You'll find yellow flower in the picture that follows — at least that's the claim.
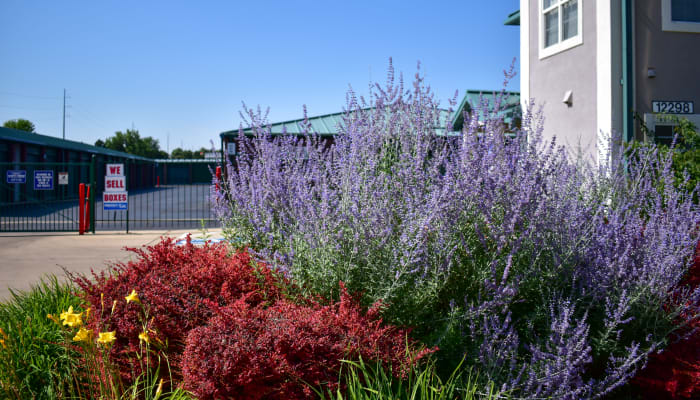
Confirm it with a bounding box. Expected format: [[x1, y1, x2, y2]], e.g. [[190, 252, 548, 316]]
[[138, 331, 150, 344], [84, 307, 91, 320], [0, 338, 5, 349], [125, 289, 140, 304], [73, 327, 93, 342], [100, 293, 104, 310], [59, 306, 74, 321], [111, 300, 118, 315], [47, 313, 60, 324], [97, 331, 116, 346], [59, 306, 83, 328]]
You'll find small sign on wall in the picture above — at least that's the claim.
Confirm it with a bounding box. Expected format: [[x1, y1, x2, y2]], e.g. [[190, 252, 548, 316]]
[[6, 170, 26, 184], [652, 101, 694, 114], [58, 172, 69, 185], [34, 170, 54, 190]]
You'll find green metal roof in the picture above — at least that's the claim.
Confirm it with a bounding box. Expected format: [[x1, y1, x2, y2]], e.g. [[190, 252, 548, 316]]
[[0, 126, 152, 161], [220, 91, 520, 141], [449, 90, 521, 132], [220, 111, 346, 138], [220, 108, 453, 138], [504, 10, 520, 26]]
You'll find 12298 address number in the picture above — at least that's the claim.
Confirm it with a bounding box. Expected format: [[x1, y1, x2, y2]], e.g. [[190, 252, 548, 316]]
[[652, 101, 694, 114]]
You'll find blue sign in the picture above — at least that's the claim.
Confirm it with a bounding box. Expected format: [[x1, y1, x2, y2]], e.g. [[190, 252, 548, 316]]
[[6, 170, 26, 184], [34, 170, 54, 190]]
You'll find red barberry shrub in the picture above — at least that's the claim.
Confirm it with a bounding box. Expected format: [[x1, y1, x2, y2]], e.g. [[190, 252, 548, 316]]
[[632, 240, 700, 399], [70, 236, 288, 382], [182, 282, 436, 400]]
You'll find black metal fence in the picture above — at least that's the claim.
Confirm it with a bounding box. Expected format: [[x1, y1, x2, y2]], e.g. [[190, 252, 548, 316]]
[[0, 159, 220, 232], [0, 162, 91, 232]]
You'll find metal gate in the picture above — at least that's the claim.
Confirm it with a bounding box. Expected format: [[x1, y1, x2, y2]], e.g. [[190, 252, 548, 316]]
[[0, 159, 220, 233], [0, 161, 93, 232]]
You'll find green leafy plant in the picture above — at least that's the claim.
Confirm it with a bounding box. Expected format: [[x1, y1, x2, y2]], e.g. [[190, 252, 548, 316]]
[[0, 275, 83, 400], [313, 356, 505, 400], [632, 112, 700, 197]]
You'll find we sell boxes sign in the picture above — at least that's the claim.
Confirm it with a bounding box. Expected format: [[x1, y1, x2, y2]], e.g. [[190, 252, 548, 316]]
[[104, 164, 128, 210]]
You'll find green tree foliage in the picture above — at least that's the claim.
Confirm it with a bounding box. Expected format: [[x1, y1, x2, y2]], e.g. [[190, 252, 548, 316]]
[[668, 118, 700, 194], [170, 147, 209, 159], [632, 115, 700, 197], [97, 129, 168, 159], [3, 119, 36, 133]]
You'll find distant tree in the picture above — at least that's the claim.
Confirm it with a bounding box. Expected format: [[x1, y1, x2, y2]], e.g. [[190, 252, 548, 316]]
[[3, 119, 35, 133], [170, 147, 208, 159], [94, 139, 105, 147], [100, 129, 168, 159], [170, 147, 193, 159]]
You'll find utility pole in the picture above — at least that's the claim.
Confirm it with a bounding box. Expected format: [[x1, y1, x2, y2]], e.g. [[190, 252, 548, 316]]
[[62, 89, 66, 140]]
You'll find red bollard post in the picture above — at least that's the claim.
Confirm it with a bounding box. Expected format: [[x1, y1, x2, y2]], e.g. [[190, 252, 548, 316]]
[[215, 166, 222, 191], [84, 185, 91, 233], [78, 183, 85, 235], [157, 176, 160, 188]]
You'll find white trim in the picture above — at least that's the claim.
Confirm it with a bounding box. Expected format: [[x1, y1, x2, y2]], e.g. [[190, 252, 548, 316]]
[[661, 0, 700, 33], [538, 0, 584, 59], [597, 0, 613, 166], [520, 0, 530, 109]]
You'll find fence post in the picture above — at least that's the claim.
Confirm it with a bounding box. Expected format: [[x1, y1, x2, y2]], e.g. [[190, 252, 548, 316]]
[[125, 161, 129, 234], [84, 184, 91, 234], [90, 155, 96, 234], [78, 183, 85, 235]]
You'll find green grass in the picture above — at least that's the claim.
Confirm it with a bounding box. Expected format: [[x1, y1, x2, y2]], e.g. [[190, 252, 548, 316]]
[[314, 356, 507, 400], [0, 275, 84, 399]]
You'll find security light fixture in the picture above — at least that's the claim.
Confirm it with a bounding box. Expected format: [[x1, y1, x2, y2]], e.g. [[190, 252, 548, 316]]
[[562, 90, 573, 106]]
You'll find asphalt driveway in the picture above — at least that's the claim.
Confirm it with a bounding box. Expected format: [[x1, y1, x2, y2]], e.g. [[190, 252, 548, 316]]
[[0, 228, 223, 301]]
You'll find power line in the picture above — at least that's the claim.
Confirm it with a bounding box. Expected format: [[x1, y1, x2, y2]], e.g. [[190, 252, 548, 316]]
[[0, 104, 58, 110], [0, 90, 61, 100]]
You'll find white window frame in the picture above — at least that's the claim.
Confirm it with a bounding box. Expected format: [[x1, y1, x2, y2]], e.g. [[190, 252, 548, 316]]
[[539, 0, 584, 59], [661, 0, 700, 33]]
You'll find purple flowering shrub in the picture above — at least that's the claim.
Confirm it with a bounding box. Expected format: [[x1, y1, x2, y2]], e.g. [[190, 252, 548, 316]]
[[214, 60, 700, 398]]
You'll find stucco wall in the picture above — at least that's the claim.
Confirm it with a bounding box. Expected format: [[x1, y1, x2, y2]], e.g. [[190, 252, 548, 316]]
[[634, 0, 700, 140], [528, 0, 598, 162]]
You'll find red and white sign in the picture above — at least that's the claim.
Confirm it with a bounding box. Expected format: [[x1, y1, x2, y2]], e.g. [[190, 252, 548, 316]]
[[104, 163, 127, 210], [106, 164, 124, 177], [103, 192, 128, 202], [105, 176, 126, 191]]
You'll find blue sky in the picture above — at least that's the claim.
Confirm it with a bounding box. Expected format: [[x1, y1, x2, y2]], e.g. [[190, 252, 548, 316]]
[[0, 0, 519, 152]]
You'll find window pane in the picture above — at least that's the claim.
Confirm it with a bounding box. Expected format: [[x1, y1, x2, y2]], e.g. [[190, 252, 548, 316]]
[[545, 9, 559, 47], [562, 0, 578, 40], [544, 0, 557, 9], [672, 0, 700, 22], [654, 125, 674, 147]]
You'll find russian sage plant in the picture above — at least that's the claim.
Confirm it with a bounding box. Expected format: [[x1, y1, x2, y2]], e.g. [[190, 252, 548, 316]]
[[213, 60, 699, 398]]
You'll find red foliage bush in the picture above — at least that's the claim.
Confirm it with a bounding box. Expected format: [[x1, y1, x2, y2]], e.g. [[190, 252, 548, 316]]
[[632, 240, 700, 399], [181, 283, 436, 400], [71, 237, 431, 397], [70, 236, 287, 382]]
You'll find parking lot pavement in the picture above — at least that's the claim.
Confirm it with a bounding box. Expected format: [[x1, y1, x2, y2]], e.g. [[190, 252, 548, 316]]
[[0, 228, 224, 301]]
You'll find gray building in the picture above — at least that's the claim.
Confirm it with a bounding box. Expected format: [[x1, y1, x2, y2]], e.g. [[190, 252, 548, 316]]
[[515, 0, 700, 163]]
